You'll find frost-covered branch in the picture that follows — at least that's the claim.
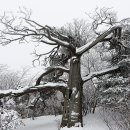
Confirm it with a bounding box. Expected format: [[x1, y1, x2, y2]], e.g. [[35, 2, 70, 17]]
[[0, 13, 75, 50], [45, 27, 70, 48], [32, 46, 59, 65], [82, 58, 130, 83], [82, 65, 119, 83], [35, 66, 69, 85], [76, 26, 122, 55], [88, 7, 118, 35], [0, 82, 67, 98]]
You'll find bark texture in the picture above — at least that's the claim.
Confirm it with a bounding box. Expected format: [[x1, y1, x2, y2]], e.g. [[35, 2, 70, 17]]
[[61, 56, 83, 127]]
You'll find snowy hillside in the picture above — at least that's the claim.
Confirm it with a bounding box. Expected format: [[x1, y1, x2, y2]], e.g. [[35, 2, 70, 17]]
[[16, 110, 109, 130]]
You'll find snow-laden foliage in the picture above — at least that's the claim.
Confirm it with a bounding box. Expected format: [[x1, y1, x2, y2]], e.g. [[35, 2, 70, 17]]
[[89, 69, 130, 130], [0, 109, 23, 130], [0, 98, 24, 130], [98, 76, 130, 106]]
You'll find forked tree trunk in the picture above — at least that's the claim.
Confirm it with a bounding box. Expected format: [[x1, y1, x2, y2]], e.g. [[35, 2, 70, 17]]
[[61, 56, 83, 128]]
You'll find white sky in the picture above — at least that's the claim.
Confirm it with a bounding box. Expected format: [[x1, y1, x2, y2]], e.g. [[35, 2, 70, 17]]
[[0, 0, 130, 70]]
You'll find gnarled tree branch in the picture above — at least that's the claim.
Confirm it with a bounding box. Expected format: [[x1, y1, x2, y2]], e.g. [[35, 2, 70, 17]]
[[83, 57, 130, 84], [0, 82, 67, 98], [76, 26, 122, 55], [35, 66, 69, 85], [0, 14, 75, 51], [82, 65, 120, 83], [32, 46, 59, 66]]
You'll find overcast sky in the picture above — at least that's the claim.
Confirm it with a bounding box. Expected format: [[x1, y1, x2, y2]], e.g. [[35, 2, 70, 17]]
[[0, 0, 130, 70]]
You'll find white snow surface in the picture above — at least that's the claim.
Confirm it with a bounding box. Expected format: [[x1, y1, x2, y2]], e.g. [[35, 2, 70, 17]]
[[16, 115, 61, 130], [16, 109, 109, 130]]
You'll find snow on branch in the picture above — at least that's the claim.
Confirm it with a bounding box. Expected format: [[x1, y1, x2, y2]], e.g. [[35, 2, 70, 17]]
[[0, 14, 74, 50], [0, 82, 67, 98], [35, 66, 69, 85], [82, 65, 119, 83], [76, 26, 122, 55], [45, 27, 70, 47]]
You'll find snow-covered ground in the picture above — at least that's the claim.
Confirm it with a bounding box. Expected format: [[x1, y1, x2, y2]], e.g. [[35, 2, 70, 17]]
[[16, 110, 109, 130]]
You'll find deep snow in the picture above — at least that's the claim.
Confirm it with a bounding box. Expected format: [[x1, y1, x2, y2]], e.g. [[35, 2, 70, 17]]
[[16, 109, 109, 130]]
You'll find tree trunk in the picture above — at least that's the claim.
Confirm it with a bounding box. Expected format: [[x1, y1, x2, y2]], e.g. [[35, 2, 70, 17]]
[[61, 56, 83, 128]]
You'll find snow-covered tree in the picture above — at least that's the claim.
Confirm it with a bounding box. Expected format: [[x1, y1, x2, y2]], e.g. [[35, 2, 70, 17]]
[[0, 8, 129, 128], [96, 18, 130, 130], [0, 98, 24, 130]]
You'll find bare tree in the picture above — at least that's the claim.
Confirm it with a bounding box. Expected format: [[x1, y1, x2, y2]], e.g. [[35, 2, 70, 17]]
[[0, 9, 128, 128], [0, 66, 32, 90]]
